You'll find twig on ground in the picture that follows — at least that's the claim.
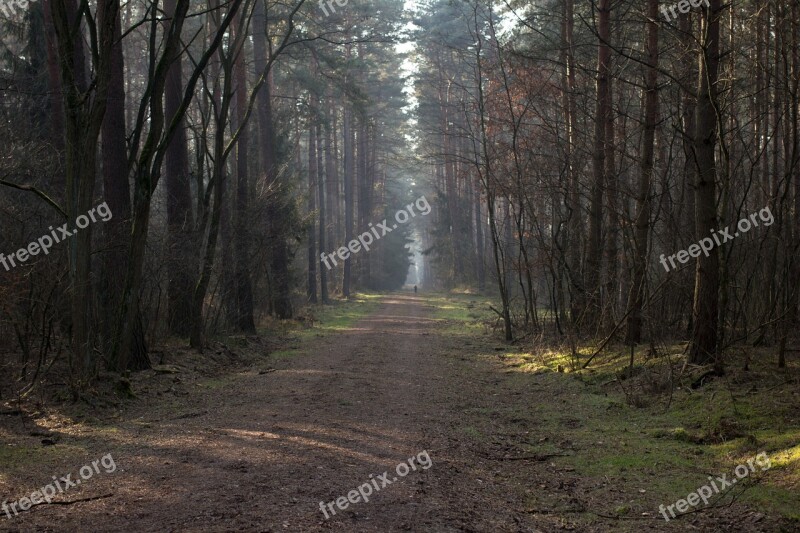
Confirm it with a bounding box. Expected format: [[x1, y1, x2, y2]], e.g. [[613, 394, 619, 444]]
[[478, 451, 569, 461], [12, 493, 115, 515], [43, 493, 115, 506]]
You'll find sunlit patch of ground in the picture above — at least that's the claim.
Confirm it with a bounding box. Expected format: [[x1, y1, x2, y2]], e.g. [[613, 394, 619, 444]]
[[432, 292, 800, 527]]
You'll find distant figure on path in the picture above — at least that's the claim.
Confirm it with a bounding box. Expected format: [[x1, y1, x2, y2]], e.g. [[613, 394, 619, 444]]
[[414, 285, 418, 294]]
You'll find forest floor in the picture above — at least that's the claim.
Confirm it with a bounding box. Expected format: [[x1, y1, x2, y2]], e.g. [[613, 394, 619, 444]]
[[1, 292, 799, 532]]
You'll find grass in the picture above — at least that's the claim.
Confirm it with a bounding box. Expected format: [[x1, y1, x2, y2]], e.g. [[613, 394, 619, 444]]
[[311, 293, 383, 333], [252, 293, 384, 361], [269, 348, 301, 360], [241, 289, 798, 525], [422, 292, 497, 334], [462, 426, 483, 439], [0, 442, 90, 488], [0, 444, 55, 468], [198, 376, 232, 389], [431, 291, 800, 525]]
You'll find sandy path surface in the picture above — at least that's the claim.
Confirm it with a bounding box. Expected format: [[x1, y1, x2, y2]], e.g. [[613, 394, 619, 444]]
[[3, 295, 551, 532]]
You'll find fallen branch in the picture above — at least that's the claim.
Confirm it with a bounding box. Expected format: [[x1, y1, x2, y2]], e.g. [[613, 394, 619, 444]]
[[13, 493, 115, 515], [478, 451, 569, 461], [43, 493, 114, 506], [593, 512, 653, 520]]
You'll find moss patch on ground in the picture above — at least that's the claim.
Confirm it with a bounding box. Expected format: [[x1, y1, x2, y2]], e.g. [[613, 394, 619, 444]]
[[433, 292, 800, 526], [253, 293, 384, 362], [311, 293, 383, 333], [422, 292, 497, 334]]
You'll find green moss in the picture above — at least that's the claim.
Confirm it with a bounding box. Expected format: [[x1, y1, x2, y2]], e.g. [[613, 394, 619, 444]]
[[746, 484, 800, 521], [614, 505, 630, 515], [426, 293, 496, 323], [270, 348, 301, 359], [671, 427, 693, 442], [0, 443, 86, 470], [0, 444, 41, 467], [198, 376, 231, 389], [462, 426, 482, 439], [310, 293, 383, 333], [431, 295, 800, 523]]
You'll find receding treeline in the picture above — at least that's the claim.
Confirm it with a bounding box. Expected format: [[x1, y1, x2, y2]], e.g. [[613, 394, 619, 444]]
[[0, 0, 418, 396], [414, 0, 797, 372], [0, 0, 795, 398]]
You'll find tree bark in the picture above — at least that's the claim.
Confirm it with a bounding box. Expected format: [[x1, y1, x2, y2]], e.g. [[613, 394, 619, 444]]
[[164, 0, 197, 338], [342, 44, 355, 298], [252, 0, 292, 318], [626, 0, 659, 345], [307, 99, 319, 303], [324, 93, 339, 294], [586, 0, 611, 332], [232, 11, 256, 332], [101, 3, 150, 371], [50, 0, 119, 385], [317, 110, 329, 303], [689, 0, 722, 369]]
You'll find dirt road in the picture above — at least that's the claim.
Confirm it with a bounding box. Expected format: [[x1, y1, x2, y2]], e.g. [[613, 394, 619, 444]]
[[2, 295, 553, 532], [4, 294, 782, 532]]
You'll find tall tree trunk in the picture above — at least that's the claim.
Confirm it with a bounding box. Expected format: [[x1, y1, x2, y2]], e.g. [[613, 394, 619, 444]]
[[603, 36, 618, 330], [324, 94, 338, 293], [331, 98, 342, 252], [626, 0, 659, 344], [689, 0, 722, 369], [562, 0, 581, 328], [101, 3, 149, 371], [252, 1, 292, 318], [317, 113, 329, 303], [51, 0, 119, 386], [778, 0, 799, 368], [585, 0, 611, 331], [43, 0, 65, 154], [474, 178, 485, 291], [307, 103, 319, 303], [232, 12, 255, 332], [342, 45, 354, 298], [357, 116, 370, 286], [164, 0, 197, 338]]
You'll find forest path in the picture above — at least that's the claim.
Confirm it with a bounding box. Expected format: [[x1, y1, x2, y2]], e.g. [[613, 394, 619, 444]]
[[8, 294, 763, 532], [6, 294, 563, 532]]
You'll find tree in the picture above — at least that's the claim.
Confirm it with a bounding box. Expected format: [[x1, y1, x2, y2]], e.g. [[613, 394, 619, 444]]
[[164, 0, 197, 338], [689, 0, 723, 369], [50, 0, 120, 385], [307, 94, 319, 303], [101, 1, 149, 370], [625, 0, 660, 345], [585, 0, 611, 332]]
